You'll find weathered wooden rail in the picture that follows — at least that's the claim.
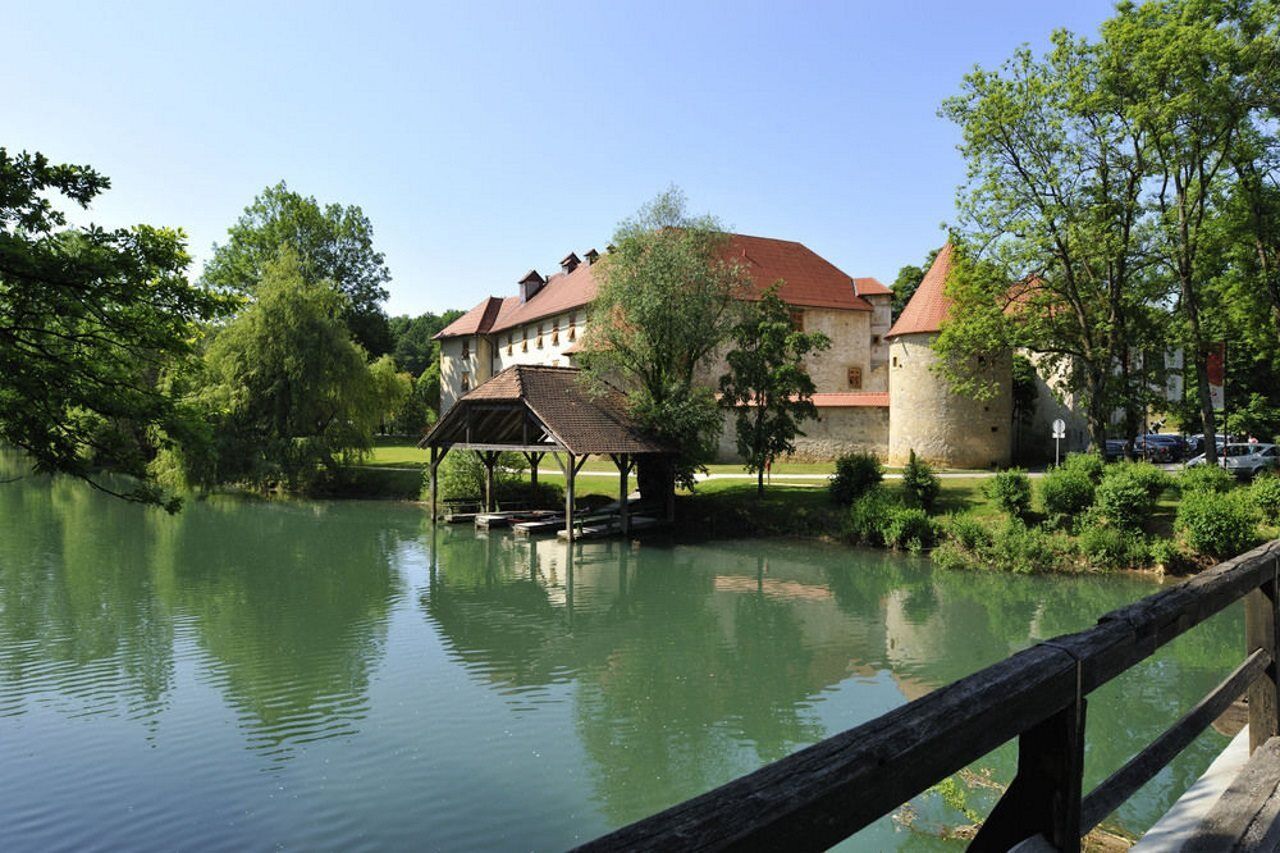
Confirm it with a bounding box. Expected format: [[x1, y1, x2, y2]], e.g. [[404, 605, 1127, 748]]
[[577, 540, 1280, 852]]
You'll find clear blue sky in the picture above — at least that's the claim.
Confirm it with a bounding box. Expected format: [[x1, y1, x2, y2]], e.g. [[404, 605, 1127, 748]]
[[9, 0, 1117, 316]]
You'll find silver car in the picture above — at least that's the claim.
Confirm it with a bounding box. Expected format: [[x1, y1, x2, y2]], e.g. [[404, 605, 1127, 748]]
[[1186, 443, 1280, 479]]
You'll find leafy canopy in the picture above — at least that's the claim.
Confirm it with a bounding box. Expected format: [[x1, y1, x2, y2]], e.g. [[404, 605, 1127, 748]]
[[0, 148, 228, 508], [202, 181, 393, 355], [580, 187, 750, 492], [719, 287, 830, 495]]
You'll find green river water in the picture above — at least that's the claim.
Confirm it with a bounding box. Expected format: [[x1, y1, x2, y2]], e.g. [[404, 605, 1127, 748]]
[[0, 462, 1245, 850]]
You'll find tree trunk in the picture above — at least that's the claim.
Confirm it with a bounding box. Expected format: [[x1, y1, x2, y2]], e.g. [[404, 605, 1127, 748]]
[[757, 467, 764, 497], [1086, 364, 1109, 459], [636, 456, 674, 510], [1184, 283, 1219, 465]]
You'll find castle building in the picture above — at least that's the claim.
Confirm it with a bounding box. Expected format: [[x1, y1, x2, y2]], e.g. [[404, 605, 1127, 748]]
[[885, 243, 1013, 469], [435, 234, 895, 460]]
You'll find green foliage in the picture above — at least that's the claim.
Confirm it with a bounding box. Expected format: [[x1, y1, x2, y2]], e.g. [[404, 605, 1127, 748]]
[[1077, 522, 1150, 571], [1177, 489, 1262, 560], [881, 506, 938, 553], [987, 519, 1066, 575], [579, 187, 751, 495], [429, 450, 528, 502], [1040, 467, 1095, 528], [388, 310, 463, 376], [167, 250, 380, 492], [1251, 474, 1280, 522], [1178, 464, 1235, 495], [1226, 393, 1280, 444], [1149, 537, 1197, 574], [931, 540, 979, 572], [986, 468, 1032, 519], [945, 515, 993, 552], [367, 355, 413, 433], [844, 488, 895, 546], [202, 181, 392, 355], [1061, 452, 1105, 484], [829, 452, 884, 506], [0, 148, 230, 509], [1095, 463, 1168, 531], [901, 449, 940, 512], [720, 286, 831, 494], [890, 248, 939, 318]]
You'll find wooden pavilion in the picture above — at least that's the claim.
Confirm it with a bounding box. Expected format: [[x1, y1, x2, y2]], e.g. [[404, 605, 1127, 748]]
[[418, 365, 673, 541]]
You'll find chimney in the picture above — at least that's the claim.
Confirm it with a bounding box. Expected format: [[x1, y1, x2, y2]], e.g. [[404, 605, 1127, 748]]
[[584, 248, 600, 266], [518, 270, 545, 303], [560, 252, 581, 274]]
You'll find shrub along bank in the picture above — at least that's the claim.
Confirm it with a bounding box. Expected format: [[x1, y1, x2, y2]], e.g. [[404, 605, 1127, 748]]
[[829, 451, 1280, 574]]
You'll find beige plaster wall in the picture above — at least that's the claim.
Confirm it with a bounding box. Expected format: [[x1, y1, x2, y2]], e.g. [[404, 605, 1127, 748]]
[[887, 333, 1012, 469]]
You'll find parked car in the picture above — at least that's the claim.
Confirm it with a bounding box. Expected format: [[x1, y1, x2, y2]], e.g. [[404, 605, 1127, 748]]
[[1102, 439, 1127, 462], [1186, 443, 1280, 479], [1185, 434, 1228, 456], [1136, 433, 1184, 462]]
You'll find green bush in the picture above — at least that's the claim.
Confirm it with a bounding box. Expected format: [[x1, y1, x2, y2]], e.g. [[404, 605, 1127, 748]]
[[1061, 452, 1105, 484], [1077, 522, 1150, 570], [901, 449, 941, 512], [1251, 473, 1280, 522], [1149, 538, 1197, 574], [845, 488, 895, 546], [931, 540, 979, 572], [1095, 464, 1165, 531], [1040, 467, 1095, 527], [882, 506, 937, 552], [945, 515, 993, 551], [988, 518, 1060, 574], [1178, 464, 1235, 495], [987, 468, 1033, 519], [426, 450, 527, 502], [1176, 489, 1262, 559], [829, 452, 884, 506]]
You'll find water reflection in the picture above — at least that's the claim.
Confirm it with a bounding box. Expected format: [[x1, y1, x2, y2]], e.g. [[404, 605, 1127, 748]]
[[0, 456, 1252, 849], [423, 527, 1244, 839]]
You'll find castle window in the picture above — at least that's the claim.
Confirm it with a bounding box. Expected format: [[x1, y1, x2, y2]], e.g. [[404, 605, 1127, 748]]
[[892, 356, 900, 369], [847, 366, 863, 389], [551, 319, 559, 346], [537, 324, 544, 349], [872, 334, 881, 345], [461, 372, 471, 392], [461, 339, 470, 358], [790, 310, 805, 331], [506, 334, 513, 356], [991, 426, 999, 433]]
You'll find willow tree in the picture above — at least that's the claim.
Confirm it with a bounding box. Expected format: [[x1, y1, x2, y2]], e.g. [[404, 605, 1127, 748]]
[[578, 188, 750, 502], [938, 30, 1160, 453]]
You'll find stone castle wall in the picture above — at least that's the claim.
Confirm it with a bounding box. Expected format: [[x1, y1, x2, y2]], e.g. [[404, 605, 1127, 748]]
[[887, 333, 1012, 468], [716, 405, 889, 463]]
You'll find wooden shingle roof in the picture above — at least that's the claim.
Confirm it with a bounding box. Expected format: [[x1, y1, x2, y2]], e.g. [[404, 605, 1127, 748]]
[[420, 365, 672, 456]]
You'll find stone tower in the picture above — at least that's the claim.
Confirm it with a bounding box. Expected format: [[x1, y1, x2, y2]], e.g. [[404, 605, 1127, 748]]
[[886, 243, 1012, 469]]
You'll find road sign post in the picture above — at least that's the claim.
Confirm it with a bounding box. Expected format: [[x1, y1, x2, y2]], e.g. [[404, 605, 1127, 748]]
[[1052, 418, 1066, 467]]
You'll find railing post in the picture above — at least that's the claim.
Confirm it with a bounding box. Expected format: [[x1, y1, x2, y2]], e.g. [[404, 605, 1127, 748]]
[[971, 674, 1086, 852], [1246, 556, 1280, 753]]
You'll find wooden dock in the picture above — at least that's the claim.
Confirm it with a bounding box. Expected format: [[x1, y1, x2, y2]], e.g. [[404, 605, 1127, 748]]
[[575, 540, 1280, 852], [555, 515, 663, 541]]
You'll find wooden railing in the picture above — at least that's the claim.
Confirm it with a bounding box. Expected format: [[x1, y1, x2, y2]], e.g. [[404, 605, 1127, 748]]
[[577, 540, 1280, 853]]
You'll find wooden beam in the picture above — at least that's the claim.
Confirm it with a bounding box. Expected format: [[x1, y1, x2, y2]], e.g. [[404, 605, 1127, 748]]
[[479, 450, 496, 512], [564, 452, 576, 542], [612, 453, 631, 537], [1248, 563, 1280, 753], [439, 442, 563, 453]]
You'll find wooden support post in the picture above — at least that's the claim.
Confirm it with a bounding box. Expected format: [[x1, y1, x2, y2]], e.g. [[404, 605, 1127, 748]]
[[565, 452, 576, 542], [619, 455, 630, 537], [970, 695, 1087, 852], [479, 450, 496, 512], [429, 445, 440, 523], [1247, 556, 1280, 753]]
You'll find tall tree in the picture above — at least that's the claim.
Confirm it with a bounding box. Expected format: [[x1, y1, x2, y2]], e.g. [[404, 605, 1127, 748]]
[[202, 182, 393, 355], [168, 249, 381, 492], [0, 149, 228, 508], [579, 188, 750, 500], [939, 31, 1159, 452], [1100, 0, 1270, 461], [719, 288, 830, 495], [388, 309, 463, 376]]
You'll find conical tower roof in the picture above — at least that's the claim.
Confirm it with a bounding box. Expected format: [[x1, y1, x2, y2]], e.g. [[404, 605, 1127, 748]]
[[886, 242, 953, 338]]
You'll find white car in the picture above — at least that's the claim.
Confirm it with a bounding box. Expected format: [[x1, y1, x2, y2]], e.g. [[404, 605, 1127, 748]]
[[1186, 443, 1280, 479]]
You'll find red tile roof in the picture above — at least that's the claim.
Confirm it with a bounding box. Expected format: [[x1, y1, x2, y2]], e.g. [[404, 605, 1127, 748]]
[[437, 233, 876, 339], [886, 242, 953, 338]]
